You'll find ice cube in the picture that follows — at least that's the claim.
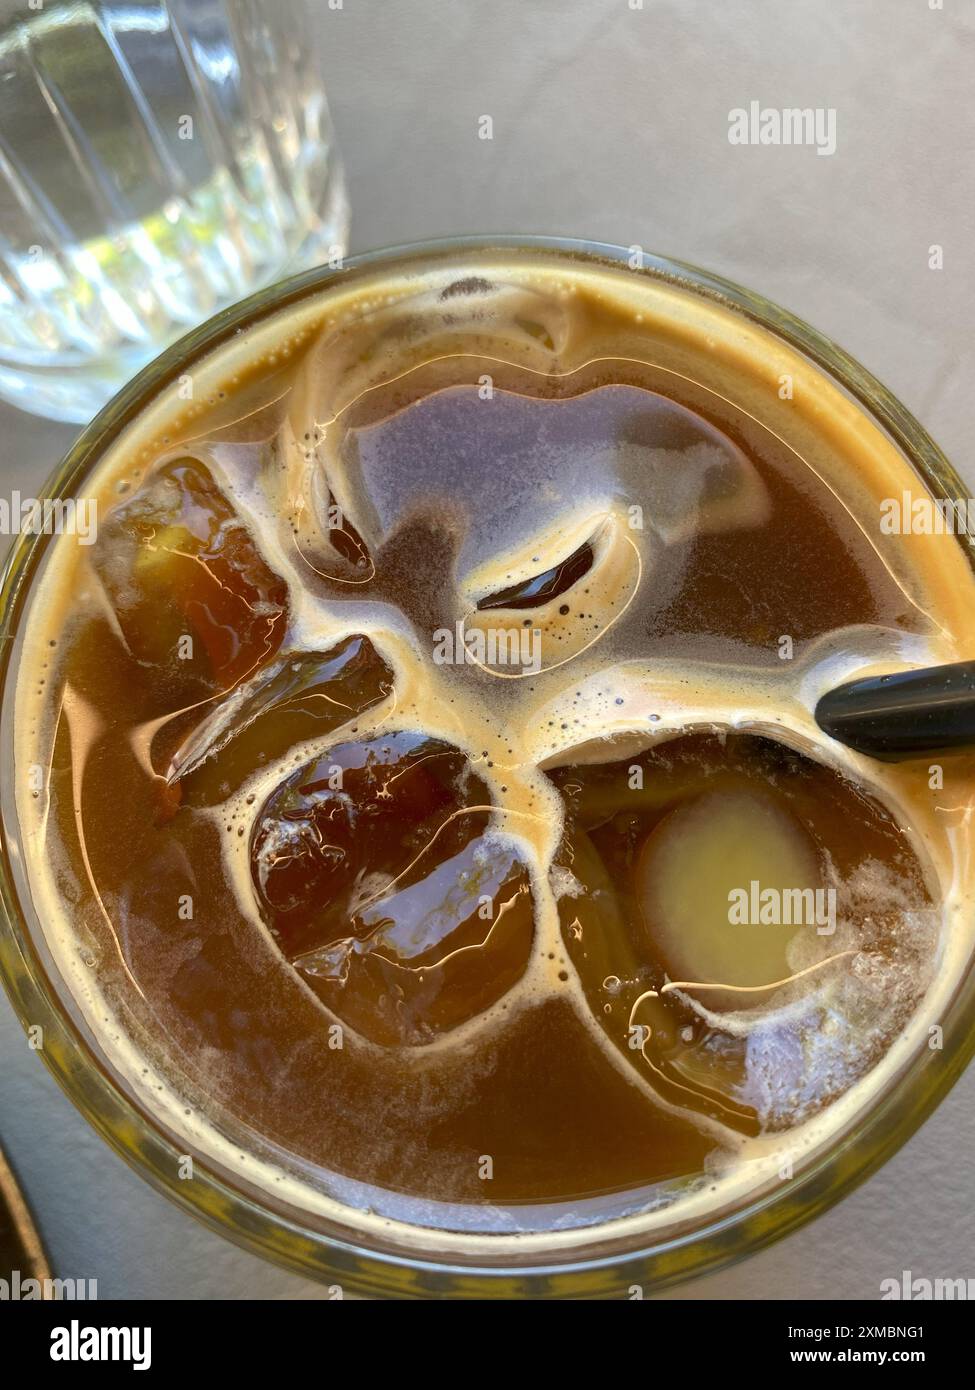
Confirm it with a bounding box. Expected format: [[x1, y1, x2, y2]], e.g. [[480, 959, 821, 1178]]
[[166, 635, 394, 806], [95, 457, 288, 709], [250, 732, 534, 1046]]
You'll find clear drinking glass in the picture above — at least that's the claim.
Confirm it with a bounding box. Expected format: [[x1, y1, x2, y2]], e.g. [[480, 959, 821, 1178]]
[[0, 0, 348, 423], [2, 239, 975, 1298]]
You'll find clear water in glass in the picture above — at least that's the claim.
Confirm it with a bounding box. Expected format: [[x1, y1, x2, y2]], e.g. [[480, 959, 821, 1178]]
[[0, 0, 348, 422]]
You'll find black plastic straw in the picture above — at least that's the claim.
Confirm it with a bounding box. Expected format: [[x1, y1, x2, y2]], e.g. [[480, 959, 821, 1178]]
[[815, 660, 975, 757]]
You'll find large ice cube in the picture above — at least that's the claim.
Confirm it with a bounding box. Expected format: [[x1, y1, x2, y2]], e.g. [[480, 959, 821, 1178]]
[[95, 457, 288, 709], [250, 732, 534, 1046], [166, 635, 394, 806], [547, 731, 936, 1137]]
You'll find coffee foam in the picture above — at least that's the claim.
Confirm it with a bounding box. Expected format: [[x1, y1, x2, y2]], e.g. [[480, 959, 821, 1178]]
[[13, 248, 975, 1256]]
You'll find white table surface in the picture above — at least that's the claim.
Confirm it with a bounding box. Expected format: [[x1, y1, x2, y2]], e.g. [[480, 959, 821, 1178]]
[[1, 0, 973, 1300]]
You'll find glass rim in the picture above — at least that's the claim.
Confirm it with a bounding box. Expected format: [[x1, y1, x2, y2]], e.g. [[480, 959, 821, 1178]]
[[2, 234, 974, 1299]]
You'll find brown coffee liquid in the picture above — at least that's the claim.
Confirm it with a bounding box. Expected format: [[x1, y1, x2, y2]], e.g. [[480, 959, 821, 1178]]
[[16, 251, 975, 1239]]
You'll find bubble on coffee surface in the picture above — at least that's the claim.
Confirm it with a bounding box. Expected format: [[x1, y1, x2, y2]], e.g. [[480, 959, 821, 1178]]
[[15, 250, 975, 1239]]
